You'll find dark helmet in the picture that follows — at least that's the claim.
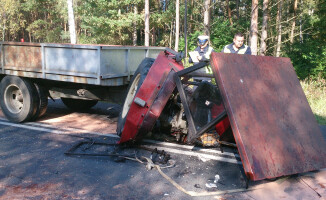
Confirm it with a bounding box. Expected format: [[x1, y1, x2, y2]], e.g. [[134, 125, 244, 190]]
[[198, 35, 209, 46]]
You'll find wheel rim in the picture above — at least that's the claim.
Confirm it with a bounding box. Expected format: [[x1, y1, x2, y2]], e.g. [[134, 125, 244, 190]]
[[122, 74, 141, 118], [4, 84, 24, 114]]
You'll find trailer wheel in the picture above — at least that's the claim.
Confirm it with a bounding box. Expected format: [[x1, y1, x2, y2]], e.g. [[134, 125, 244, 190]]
[[61, 98, 98, 110], [31, 83, 49, 120], [116, 58, 155, 136], [0, 76, 38, 122]]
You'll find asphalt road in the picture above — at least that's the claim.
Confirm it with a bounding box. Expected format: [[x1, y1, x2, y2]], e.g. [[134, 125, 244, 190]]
[[0, 100, 326, 199]]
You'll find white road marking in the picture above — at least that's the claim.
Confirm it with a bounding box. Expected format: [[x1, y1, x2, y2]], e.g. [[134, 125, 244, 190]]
[[0, 118, 119, 138], [0, 120, 66, 134], [143, 139, 240, 158], [0, 118, 241, 165], [141, 144, 242, 164]]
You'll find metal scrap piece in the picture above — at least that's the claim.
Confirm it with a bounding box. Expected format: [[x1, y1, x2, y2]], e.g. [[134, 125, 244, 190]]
[[210, 52, 326, 181]]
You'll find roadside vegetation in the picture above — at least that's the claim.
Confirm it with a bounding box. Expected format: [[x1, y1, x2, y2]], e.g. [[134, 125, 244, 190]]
[[301, 76, 326, 125]]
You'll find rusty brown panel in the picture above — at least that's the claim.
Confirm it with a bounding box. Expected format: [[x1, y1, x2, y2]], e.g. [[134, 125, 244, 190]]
[[4, 45, 42, 70], [73, 76, 88, 84], [57, 75, 89, 84], [210, 52, 326, 181], [2, 42, 42, 47], [3, 70, 42, 79]]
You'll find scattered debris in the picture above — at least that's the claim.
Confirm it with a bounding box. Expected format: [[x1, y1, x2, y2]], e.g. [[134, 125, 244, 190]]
[[205, 182, 217, 189], [65, 140, 252, 197], [200, 133, 219, 147], [205, 174, 222, 189], [214, 174, 220, 183], [150, 148, 171, 164]]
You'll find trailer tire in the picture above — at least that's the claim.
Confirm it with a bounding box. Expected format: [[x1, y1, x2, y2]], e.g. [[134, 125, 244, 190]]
[[0, 76, 38, 122], [116, 58, 155, 136], [61, 98, 98, 110], [31, 83, 49, 120]]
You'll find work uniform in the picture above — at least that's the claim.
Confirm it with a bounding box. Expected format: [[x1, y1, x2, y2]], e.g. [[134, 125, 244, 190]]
[[222, 43, 252, 55], [189, 45, 214, 74], [189, 45, 214, 63]]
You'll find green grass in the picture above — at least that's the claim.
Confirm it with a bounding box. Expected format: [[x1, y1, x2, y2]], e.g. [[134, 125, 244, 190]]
[[301, 77, 326, 125]]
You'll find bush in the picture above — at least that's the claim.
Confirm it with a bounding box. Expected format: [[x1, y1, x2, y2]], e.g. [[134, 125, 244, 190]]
[[283, 40, 326, 80]]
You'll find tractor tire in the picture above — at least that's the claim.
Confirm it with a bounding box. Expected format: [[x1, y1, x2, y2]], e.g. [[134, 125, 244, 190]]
[[116, 58, 155, 136], [31, 83, 49, 121], [0, 76, 38, 122], [61, 98, 98, 110]]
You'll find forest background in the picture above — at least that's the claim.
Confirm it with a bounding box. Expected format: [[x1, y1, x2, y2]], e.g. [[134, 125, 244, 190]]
[[0, 0, 325, 123]]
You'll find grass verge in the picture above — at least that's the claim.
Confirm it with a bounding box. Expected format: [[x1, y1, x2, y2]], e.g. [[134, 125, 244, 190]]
[[301, 77, 326, 125]]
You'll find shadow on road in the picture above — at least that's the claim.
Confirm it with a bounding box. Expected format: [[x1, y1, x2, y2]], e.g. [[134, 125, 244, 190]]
[[0, 128, 188, 199]]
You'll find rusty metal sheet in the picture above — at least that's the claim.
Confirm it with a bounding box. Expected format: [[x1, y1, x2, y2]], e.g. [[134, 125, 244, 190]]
[[4, 45, 42, 71], [210, 52, 326, 181]]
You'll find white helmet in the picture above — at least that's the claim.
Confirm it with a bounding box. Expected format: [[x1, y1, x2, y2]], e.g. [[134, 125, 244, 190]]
[[198, 35, 209, 46]]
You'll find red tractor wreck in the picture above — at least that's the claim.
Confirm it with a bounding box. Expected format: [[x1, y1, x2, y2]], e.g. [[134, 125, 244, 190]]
[[117, 49, 326, 181]]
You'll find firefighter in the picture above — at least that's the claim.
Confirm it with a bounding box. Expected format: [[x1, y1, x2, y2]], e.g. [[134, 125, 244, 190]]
[[222, 33, 252, 55]]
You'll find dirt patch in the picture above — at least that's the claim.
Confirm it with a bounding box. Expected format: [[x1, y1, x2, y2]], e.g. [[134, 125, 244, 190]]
[[0, 182, 74, 199]]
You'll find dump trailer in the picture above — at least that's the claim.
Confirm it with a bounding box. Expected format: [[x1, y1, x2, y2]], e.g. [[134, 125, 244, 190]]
[[0, 42, 170, 122], [117, 51, 326, 181]]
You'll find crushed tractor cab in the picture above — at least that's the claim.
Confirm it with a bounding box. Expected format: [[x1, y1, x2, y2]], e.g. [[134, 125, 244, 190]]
[[117, 50, 326, 181]]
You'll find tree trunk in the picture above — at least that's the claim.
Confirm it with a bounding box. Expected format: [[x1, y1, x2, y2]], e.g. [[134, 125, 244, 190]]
[[133, 5, 138, 46], [169, 22, 173, 48], [67, 0, 76, 44], [250, 0, 258, 55], [184, 0, 188, 56], [290, 0, 298, 43], [236, 0, 240, 19], [260, 0, 269, 55], [275, 0, 283, 57], [226, 0, 233, 25], [2, 21, 5, 42], [175, 0, 180, 51], [299, 0, 303, 42], [189, 0, 194, 32], [118, 9, 122, 44], [152, 27, 156, 45], [144, 0, 150, 46], [204, 0, 211, 36]]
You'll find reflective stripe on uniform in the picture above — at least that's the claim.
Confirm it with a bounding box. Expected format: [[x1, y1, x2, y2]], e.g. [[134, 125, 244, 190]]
[[223, 46, 232, 53], [205, 46, 214, 74], [238, 45, 248, 54], [204, 46, 214, 59], [223, 44, 248, 54]]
